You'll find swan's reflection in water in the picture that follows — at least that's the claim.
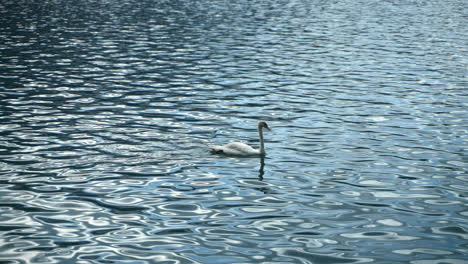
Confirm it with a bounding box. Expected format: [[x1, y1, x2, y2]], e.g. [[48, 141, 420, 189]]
[[256, 157, 275, 194], [258, 157, 265, 181]]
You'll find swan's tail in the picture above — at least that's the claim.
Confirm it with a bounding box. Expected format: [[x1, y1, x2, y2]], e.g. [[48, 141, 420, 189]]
[[209, 145, 224, 154]]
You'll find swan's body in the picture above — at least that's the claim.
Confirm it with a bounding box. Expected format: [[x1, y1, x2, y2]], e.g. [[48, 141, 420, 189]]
[[210, 121, 270, 156], [211, 142, 260, 156]]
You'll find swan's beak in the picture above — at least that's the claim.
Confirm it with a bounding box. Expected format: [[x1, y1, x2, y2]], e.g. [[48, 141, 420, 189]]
[[265, 125, 271, 131]]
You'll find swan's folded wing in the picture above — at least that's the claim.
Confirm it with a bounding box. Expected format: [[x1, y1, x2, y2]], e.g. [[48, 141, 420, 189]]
[[209, 142, 259, 156], [224, 142, 259, 154]]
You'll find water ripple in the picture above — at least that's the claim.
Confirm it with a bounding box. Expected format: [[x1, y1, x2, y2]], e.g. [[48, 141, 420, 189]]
[[1, 0, 467, 263]]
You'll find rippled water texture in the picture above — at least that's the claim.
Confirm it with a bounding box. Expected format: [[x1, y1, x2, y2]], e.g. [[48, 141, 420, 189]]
[[1, 0, 468, 263]]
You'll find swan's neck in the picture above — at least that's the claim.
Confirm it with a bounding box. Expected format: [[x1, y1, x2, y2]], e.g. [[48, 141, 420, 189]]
[[258, 126, 265, 155]]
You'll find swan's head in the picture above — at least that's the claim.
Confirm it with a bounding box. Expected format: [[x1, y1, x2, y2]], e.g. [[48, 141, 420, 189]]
[[258, 121, 271, 131]]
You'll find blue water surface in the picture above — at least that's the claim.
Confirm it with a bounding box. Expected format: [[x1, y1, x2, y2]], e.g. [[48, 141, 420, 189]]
[[1, 0, 467, 263]]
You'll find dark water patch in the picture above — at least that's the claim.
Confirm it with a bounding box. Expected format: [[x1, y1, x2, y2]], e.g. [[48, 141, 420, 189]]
[[0, 203, 60, 213], [90, 228, 121, 236], [293, 231, 323, 236], [153, 228, 193, 236], [354, 202, 391, 208], [68, 196, 148, 215], [54, 240, 91, 248]]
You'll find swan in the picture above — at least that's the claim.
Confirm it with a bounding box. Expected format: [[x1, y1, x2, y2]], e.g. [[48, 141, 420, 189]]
[[209, 121, 271, 156]]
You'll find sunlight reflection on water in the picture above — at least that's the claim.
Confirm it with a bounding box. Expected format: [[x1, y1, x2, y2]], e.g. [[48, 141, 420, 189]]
[[1, 0, 468, 263]]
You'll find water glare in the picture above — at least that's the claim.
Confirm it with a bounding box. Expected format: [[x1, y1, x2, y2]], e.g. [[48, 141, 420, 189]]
[[1, 0, 467, 263]]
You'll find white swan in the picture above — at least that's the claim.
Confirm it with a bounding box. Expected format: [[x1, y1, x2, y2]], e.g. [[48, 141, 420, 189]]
[[210, 121, 271, 156]]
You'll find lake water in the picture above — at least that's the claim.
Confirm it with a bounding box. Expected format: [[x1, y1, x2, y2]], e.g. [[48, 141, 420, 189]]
[[1, 0, 467, 263]]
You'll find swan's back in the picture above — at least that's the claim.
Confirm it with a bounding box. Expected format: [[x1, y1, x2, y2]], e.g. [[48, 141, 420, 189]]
[[209, 142, 260, 156]]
